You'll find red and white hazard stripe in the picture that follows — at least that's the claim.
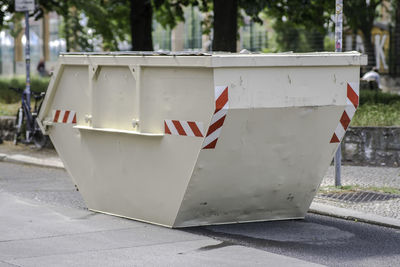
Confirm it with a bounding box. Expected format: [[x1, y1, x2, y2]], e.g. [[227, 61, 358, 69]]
[[52, 110, 77, 124], [164, 120, 204, 137], [202, 85, 229, 149], [330, 82, 359, 143]]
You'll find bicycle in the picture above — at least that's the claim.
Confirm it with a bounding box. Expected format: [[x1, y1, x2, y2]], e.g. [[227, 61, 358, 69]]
[[9, 87, 49, 148]]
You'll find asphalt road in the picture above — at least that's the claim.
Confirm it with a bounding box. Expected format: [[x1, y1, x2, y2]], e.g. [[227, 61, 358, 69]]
[[1, 161, 399, 267]]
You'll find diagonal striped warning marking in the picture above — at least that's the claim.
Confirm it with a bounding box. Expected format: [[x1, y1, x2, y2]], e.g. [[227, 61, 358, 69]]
[[202, 86, 229, 149], [330, 82, 359, 143], [52, 109, 77, 124], [164, 120, 204, 137]]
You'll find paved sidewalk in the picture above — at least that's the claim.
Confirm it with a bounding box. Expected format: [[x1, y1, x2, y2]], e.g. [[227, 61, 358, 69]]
[[1, 141, 400, 229], [0, 191, 318, 266], [0, 141, 62, 168], [0, 142, 325, 266]]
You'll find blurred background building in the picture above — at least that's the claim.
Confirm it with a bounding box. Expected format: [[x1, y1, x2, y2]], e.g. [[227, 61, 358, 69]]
[[0, 12, 64, 76]]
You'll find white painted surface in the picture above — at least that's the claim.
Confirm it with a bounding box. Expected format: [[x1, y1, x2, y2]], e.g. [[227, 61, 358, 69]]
[[38, 53, 365, 227]]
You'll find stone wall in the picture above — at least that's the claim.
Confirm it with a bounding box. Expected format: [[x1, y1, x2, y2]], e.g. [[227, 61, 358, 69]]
[[342, 127, 400, 167], [0, 116, 15, 141]]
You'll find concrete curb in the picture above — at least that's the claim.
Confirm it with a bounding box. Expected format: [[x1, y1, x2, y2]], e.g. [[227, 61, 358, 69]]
[[0, 153, 64, 169], [309, 202, 400, 230]]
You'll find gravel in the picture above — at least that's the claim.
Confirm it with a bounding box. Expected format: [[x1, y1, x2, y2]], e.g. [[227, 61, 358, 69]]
[[321, 165, 400, 188], [314, 165, 400, 220]]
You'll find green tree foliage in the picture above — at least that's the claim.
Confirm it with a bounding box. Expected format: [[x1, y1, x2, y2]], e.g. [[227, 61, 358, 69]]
[[0, 0, 12, 30], [272, 20, 309, 52], [153, 0, 272, 52], [265, 0, 384, 58], [0, 0, 389, 56], [8, 12, 22, 39], [265, 0, 333, 52], [96, 0, 130, 50], [153, 0, 208, 29], [0, 0, 142, 51], [40, 0, 152, 51], [0, 0, 103, 51], [58, 6, 95, 52], [38, 0, 124, 51]]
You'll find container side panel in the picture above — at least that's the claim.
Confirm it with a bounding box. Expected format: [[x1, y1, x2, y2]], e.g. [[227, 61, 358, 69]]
[[76, 131, 205, 226], [219, 66, 353, 108], [92, 66, 137, 130], [48, 126, 89, 196], [140, 67, 214, 134], [174, 66, 360, 227], [50, 65, 214, 227], [46, 65, 89, 187], [46, 66, 90, 125], [174, 105, 343, 227]]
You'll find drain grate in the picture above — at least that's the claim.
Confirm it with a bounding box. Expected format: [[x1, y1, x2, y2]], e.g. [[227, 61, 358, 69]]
[[317, 191, 400, 203]]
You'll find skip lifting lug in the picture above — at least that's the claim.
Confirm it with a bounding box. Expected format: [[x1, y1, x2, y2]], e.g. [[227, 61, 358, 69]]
[[85, 114, 92, 123], [132, 119, 139, 128]]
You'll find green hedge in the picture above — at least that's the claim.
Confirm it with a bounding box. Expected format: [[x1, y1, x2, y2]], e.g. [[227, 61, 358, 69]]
[[359, 90, 400, 106], [0, 76, 50, 103]]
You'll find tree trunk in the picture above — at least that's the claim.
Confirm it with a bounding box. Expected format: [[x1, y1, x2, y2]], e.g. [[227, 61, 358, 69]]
[[130, 0, 153, 51], [62, 2, 70, 52], [395, 0, 400, 76], [42, 12, 50, 61], [212, 0, 237, 52]]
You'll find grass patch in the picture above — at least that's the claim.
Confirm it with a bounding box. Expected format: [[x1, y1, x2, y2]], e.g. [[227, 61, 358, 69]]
[[319, 185, 359, 194], [366, 186, 400, 195], [0, 102, 20, 116], [348, 90, 400, 126], [352, 102, 400, 126], [0, 101, 36, 116]]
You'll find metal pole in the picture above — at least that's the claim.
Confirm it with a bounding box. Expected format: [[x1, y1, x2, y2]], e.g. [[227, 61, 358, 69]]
[[335, 0, 343, 52], [24, 11, 32, 140], [24, 11, 31, 106], [334, 0, 343, 187]]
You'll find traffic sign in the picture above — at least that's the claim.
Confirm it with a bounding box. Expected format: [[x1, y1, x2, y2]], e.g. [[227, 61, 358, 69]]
[[15, 0, 35, 12]]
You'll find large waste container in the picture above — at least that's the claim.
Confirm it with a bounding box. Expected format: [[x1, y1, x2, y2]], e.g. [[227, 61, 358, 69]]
[[38, 52, 366, 227]]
